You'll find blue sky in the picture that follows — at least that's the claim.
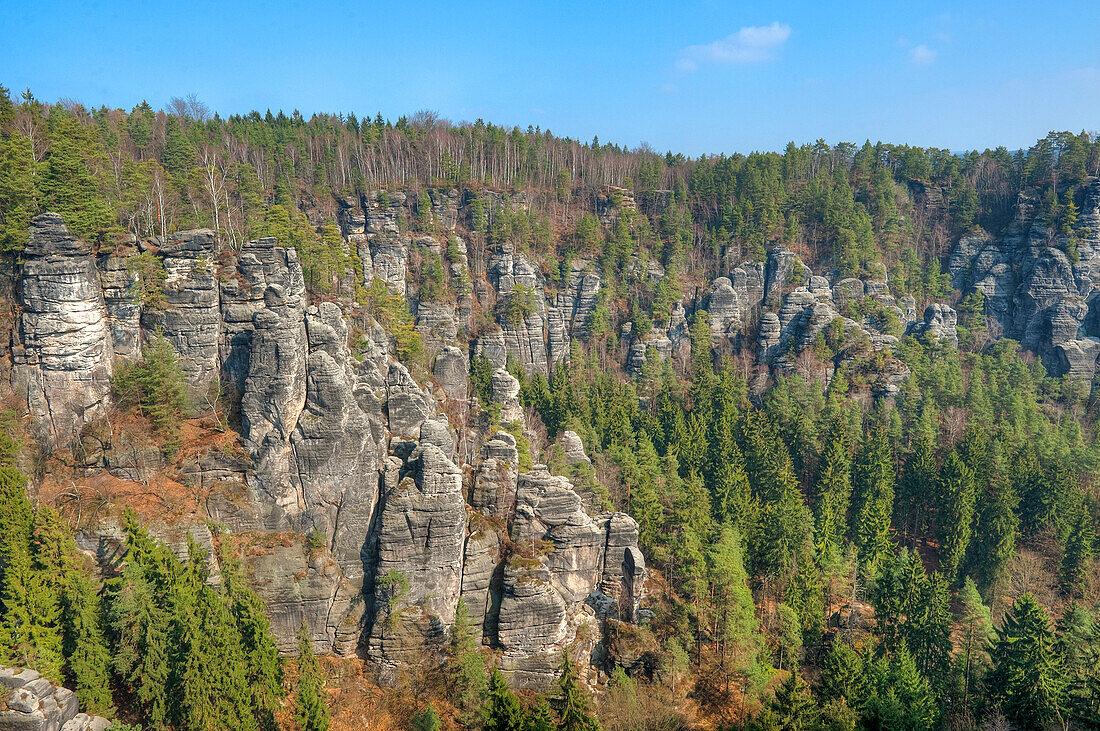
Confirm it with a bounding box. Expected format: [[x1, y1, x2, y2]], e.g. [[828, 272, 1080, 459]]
[[2, 1, 1098, 156]]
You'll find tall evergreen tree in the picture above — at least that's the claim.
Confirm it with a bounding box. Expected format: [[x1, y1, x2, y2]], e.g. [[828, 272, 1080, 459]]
[[551, 654, 600, 731], [937, 450, 976, 581], [970, 439, 1018, 599], [813, 417, 853, 559], [851, 427, 895, 578], [484, 669, 526, 731], [62, 563, 114, 715], [295, 622, 330, 731], [989, 593, 1067, 731], [895, 434, 936, 543]]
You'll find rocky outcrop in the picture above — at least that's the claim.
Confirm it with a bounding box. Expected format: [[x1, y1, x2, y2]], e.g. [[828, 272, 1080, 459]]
[[7, 208, 652, 694], [240, 279, 308, 523], [548, 263, 600, 366], [487, 243, 549, 374], [96, 251, 141, 361], [948, 179, 1100, 378], [13, 214, 113, 449], [369, 443, 467, 672], [498, 466, 644, 688], [140, 229, 221, 393], [0, 666, 110, 731], [220, 237, 305, 395]]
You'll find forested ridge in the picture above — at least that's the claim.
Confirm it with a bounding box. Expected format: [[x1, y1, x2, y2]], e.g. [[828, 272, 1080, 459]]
[[0, 84, 1099, 730]]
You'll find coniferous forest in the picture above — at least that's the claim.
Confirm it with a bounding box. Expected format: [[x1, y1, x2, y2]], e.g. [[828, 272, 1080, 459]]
[[0, 84, 1099, 731]]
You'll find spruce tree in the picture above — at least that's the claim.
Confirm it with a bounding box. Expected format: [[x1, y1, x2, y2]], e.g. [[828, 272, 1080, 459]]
[[551, 654, 600, 731], [767, 672, 818, 730], [1061, 505, 1095, 597], [484, 669, 526, 731], [970, 439, 1018, 599], [223, 550, 284, 730], [107, 559, 171, 727], [525, 697, 555, 731], [39, 114, 115, 240], [813, 417, 853, 560], [957, 577, 993, 716], [295, 622, 330, 731], [937, 450, 976, 581], [989, 593, 1067, 731], [449, 598, 487, 726], [851, 427, 895, 578], [411, 704, 442, 731], [62, 568, 114, 715], [819, 638, 867, 711], [895, 434, 936, 543]]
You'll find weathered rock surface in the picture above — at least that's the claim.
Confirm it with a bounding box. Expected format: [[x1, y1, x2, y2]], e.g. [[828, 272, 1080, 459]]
[[0, 665, 110, 731], [13, 214, 113, 449], [140, 229, 220, 393]]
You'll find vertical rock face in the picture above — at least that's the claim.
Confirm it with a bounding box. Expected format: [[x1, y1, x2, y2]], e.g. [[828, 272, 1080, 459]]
[[947, 180, 1100, 379], [14, 214, 113, 449], [548, 262, 601, 367], [8, 206, 651, 693], [220, 237, 305, 395], [369, 443, 467, 672], [488, 243, 549, 374], [140, 229, 220, 393], [240, 281, 309, 522], [97, 251, 141, 361], [293, 303, 380, 652]]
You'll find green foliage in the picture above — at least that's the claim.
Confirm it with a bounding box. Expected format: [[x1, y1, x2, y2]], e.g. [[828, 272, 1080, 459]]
[[551, 654, 601, 731], [126, 251, 168, 307], [295, 622, 330, 731], [112, 334, 188, 452], [103, 510, 285, 730], [448, 598, 487, 726], [502, 284, 537, 328], [990, 593, 1067, 731], [359, 278, 424, 364], [62, 569, 115, 715]]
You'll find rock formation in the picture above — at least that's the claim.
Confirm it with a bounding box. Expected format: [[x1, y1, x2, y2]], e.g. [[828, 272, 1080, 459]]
[[0, 666, 111, 731]]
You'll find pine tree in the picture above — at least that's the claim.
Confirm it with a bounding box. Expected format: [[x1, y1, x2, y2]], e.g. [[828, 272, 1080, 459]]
[[707, 529, 764, 683], [990, 593, 1067, 731], [551, 654, 600, 731], [295, 622, 330, 731]]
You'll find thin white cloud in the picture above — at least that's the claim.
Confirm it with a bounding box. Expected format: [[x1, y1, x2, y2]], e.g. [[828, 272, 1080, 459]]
[[909, 44, 937, 65], [676, 22, 791, 72]]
